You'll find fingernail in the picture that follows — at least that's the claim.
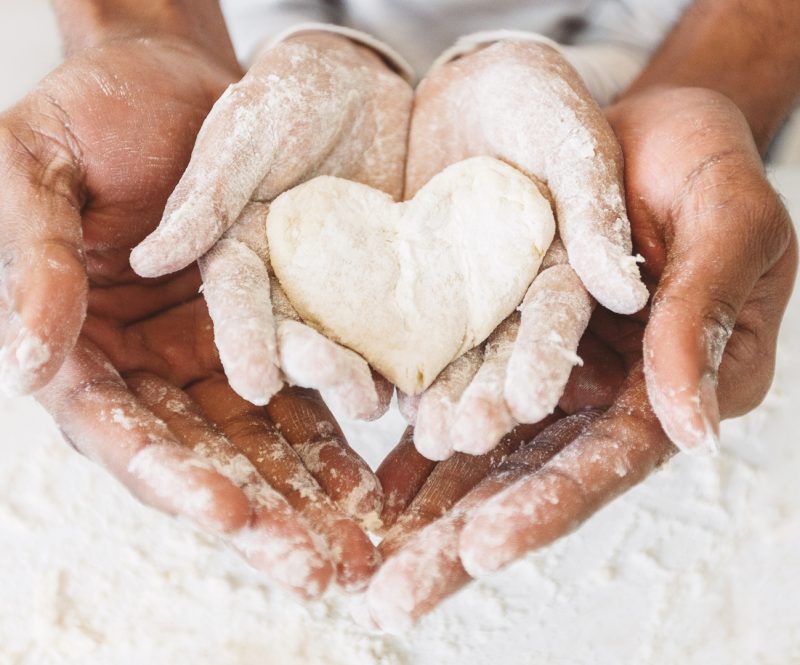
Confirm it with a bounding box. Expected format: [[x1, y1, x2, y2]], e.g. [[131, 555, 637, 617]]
[[0, 319, 51, 397], [128, 443, 224, 531], [414, 403, 456, 461], [231, 524, 331, 600], [695, 373, 720, 455], [652, 373, 721, 458], [458, 490, 532, 578], [666, 374, 720, 457], [458, 516, 512, 578], [365, 574, 416, 634], [128, 241, 159, 278]]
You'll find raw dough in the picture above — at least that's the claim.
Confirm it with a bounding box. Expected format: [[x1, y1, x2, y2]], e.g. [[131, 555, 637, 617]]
[[267, 157, 555, 394]]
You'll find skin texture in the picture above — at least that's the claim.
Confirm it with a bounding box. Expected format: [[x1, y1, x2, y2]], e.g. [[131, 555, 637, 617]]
[[0, 34, 386, 598], [625, 0, 800, 150], [361, 86, 797, 630]]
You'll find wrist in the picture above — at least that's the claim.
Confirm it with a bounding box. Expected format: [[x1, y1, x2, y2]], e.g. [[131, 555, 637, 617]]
[[52, 0, 239, 72], [621, 0, 800, 153]]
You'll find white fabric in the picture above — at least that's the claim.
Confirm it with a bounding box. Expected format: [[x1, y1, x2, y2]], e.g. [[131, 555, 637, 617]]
[[264, 23, 415, 82], [221, 0, 692, 103]]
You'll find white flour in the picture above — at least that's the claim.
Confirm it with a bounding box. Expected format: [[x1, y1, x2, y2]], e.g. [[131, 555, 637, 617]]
[[0, 172, 798, 663]]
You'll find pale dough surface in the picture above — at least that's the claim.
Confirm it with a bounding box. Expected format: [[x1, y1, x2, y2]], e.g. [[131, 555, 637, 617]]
[[267, 157, 555, 394]]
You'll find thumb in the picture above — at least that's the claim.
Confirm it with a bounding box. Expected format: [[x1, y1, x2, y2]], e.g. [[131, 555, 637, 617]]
[[0, 109, 88, 395], [644, 181, 794, 455]]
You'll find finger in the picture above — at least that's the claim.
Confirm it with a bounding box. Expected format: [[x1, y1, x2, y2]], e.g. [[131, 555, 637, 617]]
[[0, 112, 88, 395], [191, 377, 380, 592], [414, 347, 482, 460], [557, 331, 626, 414], [127, 72, 279, 277], [277, 319, 384, 420], [644, 185, 795, 455], [269, 222, 389, 422], [127, 372, 333, 598], [379, 418, 557, 559], [35, 338, 252, 534], [265, 386, 384, 527], [365, 411, 594, 631], [199, 203, 282, 406], [397, 389, 421, 424], [459, 363, 676, 577], [375, 427, 438, 532], [505, 265, 594, 423], [515, 49, 649, 315], [450, 316, 519, 455]]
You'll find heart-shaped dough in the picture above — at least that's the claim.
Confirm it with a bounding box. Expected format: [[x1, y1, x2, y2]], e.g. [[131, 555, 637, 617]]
[[267, 157, 555, 394]]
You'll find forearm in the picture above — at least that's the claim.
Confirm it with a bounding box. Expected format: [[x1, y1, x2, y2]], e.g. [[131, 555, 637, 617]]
[[52, 0, 239, 69], [623, 0, 800, 151]]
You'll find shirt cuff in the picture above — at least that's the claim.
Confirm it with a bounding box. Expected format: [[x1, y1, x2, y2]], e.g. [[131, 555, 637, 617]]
[[427, 30, 646, 106], [259, 22, 415, 84]]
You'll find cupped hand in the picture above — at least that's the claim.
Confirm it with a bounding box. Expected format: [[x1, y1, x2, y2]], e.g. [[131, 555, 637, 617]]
[[130, 31, 412, 416], [401, 40, 645, 460], [0, 36, 384, 597], [358, 86, 797, 631]]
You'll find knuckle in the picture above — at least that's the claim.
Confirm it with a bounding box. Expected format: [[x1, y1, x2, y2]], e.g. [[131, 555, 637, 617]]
[[223, 413, 272, 442], [0, 116, 82, 208], [754, 192, 795, 270]]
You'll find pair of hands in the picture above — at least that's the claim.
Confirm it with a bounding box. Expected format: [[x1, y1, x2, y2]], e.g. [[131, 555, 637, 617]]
[[0, 25, 795, 626]]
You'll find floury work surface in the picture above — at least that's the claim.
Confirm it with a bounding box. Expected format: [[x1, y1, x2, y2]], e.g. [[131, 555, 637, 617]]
[[0, 174, 798, 663]]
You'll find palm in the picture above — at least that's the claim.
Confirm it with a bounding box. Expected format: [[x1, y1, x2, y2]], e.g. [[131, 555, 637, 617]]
[[42, 40, 236, 385]]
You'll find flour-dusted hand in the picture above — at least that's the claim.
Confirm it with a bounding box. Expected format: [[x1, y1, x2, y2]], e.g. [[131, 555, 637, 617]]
[[401, 39, 641, 460], [130, 31, 412, 413], [407, 39, 649, 315]]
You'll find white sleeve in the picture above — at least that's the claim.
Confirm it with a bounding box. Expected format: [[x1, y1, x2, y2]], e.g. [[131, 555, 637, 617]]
[[425, 0, 693, 107], [426, 30, 643, 107], [220, 0, 338, 63], [562, 0, 693, 104], [220, 1, 414, 80]]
